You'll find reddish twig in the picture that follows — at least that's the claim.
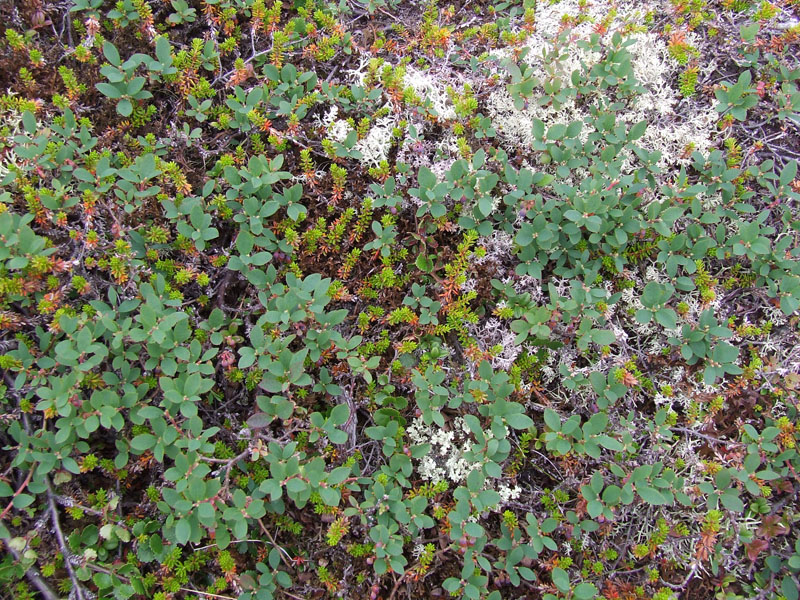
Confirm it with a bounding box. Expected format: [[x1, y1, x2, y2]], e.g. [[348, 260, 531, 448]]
[[0, 468, 34, 521]]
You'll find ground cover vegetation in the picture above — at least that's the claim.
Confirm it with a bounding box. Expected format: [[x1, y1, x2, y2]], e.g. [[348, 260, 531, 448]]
[[1, 0, 800, 598]]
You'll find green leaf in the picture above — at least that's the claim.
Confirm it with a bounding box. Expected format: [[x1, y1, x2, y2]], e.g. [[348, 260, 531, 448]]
[[484, 461, 502, 478], [175, 519, 191, 544], [628, 120, 647, 141], [467, 469, 485, 492], [477, 196, 493, 218], [130, 434, 156, 452], [713, 341, 739, 364], [327, 428, 348, 445], [565, 121, 583, 138], [286, 478, 307, 494], [544, 408, 561, 432], [318, 486, 340, 507], [418, 166, 436, 189], [740, 23, 759, 42], [531, 119, 545, 140], [641, 281, 670, 308], [103, 41, 121, 65], [738, 69, 752, 88], [12, 493, 34, 509], [155, 35, 172, 63], [782, 576, 799, 600], [597, 435, 623, 451], [117, 98, 133, 117], [637, 485, 667, 505], [551, 567, 569, 593], [22, 111, 36, 134], [655, 308, 677, 329], [574, 583, 598, 600], [780, 160, 797, 187], [287, 203, 306, 221], [506, 412, 534, 430], [126, 77, 146, 96], [237, 230, 254, 255], [430, 202, 447, 219], [547, 123, 567, 141], [515, 224, 533, 247], [95, 83, 122, 99], [602, 485, 621, 505], [720, 490, 744, 512], [329, 403, 350, 426], [587, 500, 603, 518], [591, 329, 616, 346], [415, 254, 433, 272]]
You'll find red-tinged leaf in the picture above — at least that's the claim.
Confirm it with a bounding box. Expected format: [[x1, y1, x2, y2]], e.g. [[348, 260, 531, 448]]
[[757, 514, 790, 538], [239, 574, 257, 590], [246, 412, 272, 429], [745, 538, 769, 561]]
